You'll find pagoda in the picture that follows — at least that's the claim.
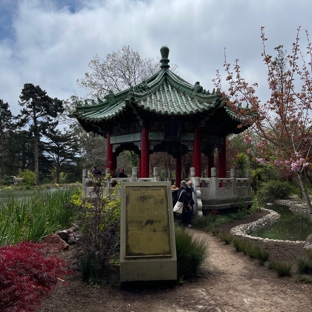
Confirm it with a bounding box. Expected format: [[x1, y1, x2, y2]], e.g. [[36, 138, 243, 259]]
[[74, 46, 252, 185]]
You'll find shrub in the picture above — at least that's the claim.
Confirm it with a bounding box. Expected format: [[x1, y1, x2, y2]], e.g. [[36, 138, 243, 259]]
[[74, 177, 121, 285], [232, 237, 248, 252], [0, 242, 72, 312], [217, 232, 232, 244], [231, 237, 269, 265], [257, 180, 295, 203], [0, 188, 79, 245], [192, 214, 216, 232], [297, 255, 312, 275], [19, 169, 37, 186], [268, 260, 292, 277], [175, 226, 208, 280]]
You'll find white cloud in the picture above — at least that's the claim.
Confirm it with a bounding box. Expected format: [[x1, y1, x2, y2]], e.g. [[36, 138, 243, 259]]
[[0, 0, 312, 115]]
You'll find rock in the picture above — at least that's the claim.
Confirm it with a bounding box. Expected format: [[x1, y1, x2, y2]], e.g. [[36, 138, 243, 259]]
[[56, 225, 81, 244], [41, 234, 69, 253], [57, 230, 70, 242]]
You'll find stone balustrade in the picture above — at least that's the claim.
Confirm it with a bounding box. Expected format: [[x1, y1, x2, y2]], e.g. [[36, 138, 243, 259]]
[[82, 166, 252, 216]]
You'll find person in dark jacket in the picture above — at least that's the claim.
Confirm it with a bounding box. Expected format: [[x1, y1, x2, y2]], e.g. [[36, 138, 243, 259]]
[[185, 180, 194, 227], [92, 166, 101, 176], [178, 180, 192, 227], [118, 168, 127, 178]]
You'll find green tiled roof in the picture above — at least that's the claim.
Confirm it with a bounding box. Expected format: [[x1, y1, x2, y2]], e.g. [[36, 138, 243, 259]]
[[74, 46, 253, 126], [75, 71, 222, 120]]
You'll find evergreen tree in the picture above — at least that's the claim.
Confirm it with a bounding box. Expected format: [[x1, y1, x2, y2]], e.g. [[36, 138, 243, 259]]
[[0, 100, 15, 181], [18, 83, 64, 184], [44, 129, 80, 183]]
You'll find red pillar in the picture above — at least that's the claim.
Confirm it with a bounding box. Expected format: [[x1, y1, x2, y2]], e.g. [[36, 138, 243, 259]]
[[106, 132, 113, 171], [140, 126, 149, 178], [218, 137, 227, 178], [208, 151, 214, 178], [175, 153, 181, 187], [193, 126, 201, 177]]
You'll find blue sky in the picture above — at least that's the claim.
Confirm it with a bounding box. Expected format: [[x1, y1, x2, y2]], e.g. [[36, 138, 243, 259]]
[[1, 0, 312, 115]]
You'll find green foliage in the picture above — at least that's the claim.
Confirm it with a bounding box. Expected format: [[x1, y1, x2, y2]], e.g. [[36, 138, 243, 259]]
[[297, 255, 312, 275], [257, 180, 295, 203], [234, 152, 250, 176], [0, 188, 79, 245], [175, 226, 208, 280], [75, 176, 121, 285], [19, 169, 36, 186], [268, 260, 292, 277], [232, 237, 269, 265], [297, 274, 312, 283], [217, 232, 232, 244]]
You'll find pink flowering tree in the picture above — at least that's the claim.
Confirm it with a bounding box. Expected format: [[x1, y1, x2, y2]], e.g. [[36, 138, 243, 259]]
[[214, 26, 312, 213]]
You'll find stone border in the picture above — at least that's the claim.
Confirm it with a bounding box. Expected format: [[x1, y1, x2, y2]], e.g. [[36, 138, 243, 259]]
[[230, 205, 305, 244]]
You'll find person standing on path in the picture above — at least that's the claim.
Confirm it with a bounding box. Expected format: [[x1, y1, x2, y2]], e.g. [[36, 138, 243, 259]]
[[185, 179, 194, 227], [178, 180, 192, 227]]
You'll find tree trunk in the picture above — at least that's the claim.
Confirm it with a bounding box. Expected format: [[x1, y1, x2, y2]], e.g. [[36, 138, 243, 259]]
[[56, 165, 60, 184], [34, 136, 39, 185], [296, 172, 312, 214]]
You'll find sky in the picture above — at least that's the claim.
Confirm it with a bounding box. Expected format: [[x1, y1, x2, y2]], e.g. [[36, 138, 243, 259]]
[[1, 0, 312, 115]]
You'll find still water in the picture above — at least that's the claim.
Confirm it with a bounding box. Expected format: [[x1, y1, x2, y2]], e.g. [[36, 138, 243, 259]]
[[0, 189, 56, 206], [251, 203, 312, 241]]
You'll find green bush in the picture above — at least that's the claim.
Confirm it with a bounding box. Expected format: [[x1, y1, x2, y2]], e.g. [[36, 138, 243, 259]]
[[217, 232, 232, 244], [257, 180, 295, 202], [297, 255, 312, 275], [0, 188, 79, 245], [19, 169, 36, 186], [73, 178, 121, 285], [175, 226, 208, 280], [231, 237, 269, 265], [268, 260, 292, 277]]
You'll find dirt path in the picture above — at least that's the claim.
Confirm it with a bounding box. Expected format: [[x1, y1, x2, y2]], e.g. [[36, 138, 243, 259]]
[[189, 229, 312, 312], [41, 228, 312, 312]]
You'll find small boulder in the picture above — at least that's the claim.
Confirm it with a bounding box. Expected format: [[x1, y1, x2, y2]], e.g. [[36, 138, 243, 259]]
[[41, 234, 69, 253], [57, 230, 71, 242]]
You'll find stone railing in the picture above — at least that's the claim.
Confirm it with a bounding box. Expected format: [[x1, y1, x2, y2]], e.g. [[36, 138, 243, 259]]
[[82, 166, 252, 217], [189, 167, 252, 216], [82, 167, 161, 199]]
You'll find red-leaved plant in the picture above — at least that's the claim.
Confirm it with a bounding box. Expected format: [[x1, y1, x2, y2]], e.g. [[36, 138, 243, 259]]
[[0, 241, 72, 312]]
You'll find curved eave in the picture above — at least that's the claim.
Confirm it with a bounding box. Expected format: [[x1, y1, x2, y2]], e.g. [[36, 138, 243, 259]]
[[75, 100, 127, 122], [75, 67, 226, 121], [223, 105, 257, 125]]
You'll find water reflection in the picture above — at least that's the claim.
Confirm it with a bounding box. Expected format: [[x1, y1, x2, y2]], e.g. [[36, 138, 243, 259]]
[[0, 189, 57, 206], [251, 203, 312, 241]]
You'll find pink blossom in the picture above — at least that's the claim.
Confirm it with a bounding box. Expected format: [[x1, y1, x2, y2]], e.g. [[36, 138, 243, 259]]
[[256, 158, 268, 164]]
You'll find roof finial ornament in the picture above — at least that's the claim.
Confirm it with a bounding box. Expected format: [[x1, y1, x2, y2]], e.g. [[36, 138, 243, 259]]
[[160, 46, 170, 69]]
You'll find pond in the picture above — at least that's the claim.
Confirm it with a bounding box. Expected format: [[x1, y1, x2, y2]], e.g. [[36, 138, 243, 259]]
[[251, 203, 312, 241], [0, 188, 58, 206]]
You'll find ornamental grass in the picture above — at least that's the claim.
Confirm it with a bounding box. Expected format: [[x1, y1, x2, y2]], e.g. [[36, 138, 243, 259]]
[[0, 188, 79, 245]]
